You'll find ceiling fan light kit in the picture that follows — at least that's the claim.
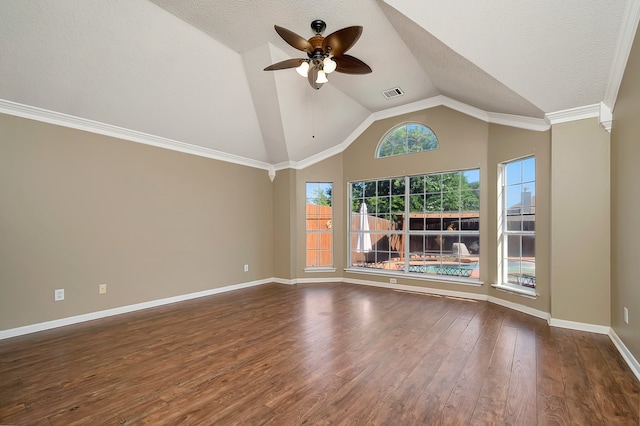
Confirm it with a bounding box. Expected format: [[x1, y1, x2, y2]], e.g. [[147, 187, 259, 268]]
[[264, 19, 372, 90]]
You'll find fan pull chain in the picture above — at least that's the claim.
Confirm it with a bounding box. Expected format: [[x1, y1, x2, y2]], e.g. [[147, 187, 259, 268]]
[[312, 90, 316, 138]]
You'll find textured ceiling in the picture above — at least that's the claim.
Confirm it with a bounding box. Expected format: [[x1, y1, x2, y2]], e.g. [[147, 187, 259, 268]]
[[0, 0, 635, 168]]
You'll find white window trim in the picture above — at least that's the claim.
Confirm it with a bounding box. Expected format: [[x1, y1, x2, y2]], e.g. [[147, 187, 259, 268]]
[[304, 266, 337, 273], [491, 282, 537, 298], [305, 182, 334, 269], [497, 157, 536, 295]]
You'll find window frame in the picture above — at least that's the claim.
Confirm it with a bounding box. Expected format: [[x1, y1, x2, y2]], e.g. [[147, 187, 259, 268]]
[[376, 122, 439, 158], [496, 156, 537, 296], [347, 169, 480, 284], [305, 182, 335, 272]]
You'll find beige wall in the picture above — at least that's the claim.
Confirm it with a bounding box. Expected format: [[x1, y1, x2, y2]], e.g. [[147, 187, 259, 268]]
[[272, 168, 295, 279], [611, 25, 640, 359], [487, 124, 551, 313], [550, 118, 611, 326], [0, 114, 274, 330]]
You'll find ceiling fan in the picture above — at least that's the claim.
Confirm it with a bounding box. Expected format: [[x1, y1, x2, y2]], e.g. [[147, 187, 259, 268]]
[[264, 19, 372, 90]]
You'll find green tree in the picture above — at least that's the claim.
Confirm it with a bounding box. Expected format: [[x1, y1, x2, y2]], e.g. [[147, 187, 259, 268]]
[[352, 171, 479, 216]]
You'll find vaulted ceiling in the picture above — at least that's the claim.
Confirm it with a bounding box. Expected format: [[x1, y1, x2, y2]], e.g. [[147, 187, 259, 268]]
[[0, 1, 637, 170]]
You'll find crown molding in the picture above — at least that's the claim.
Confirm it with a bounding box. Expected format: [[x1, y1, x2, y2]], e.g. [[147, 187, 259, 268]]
[[0, 99, 273, 172], [284, 95, 550, 171], [603, 0, 640, 112], [599, 102, 613, 133], [0, 96, 554, 176], [545, 104, 600, 125]]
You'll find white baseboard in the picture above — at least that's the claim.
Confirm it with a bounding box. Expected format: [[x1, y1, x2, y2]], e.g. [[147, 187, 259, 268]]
[[488, 295, 550, 322], [271, 277, 297, 285], [609, 329, 640, 381], [0, 278, 271, 340], [548, 318, 610, 334]]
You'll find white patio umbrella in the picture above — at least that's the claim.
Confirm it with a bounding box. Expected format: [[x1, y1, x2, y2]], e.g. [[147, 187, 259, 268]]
[[356, 202, 372, 253]]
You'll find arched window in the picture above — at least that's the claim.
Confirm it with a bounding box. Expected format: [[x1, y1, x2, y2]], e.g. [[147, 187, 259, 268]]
[[376, 123, 439, 158]]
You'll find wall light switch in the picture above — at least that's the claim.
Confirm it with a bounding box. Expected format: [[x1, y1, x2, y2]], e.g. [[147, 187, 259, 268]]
[[99, 284, 107, 294]]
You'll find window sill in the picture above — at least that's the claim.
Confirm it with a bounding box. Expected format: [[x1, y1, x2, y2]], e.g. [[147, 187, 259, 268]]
[[344, 267, 483, 287], [491, 283, 538, 299], [304, 267, 337, 273]]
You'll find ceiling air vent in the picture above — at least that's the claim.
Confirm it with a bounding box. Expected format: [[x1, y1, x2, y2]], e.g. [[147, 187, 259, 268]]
[[382, 87, 404, 100]]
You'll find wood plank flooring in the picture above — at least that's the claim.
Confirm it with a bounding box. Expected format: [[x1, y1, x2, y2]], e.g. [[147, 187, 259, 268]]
[[0, 283, 638, 425]]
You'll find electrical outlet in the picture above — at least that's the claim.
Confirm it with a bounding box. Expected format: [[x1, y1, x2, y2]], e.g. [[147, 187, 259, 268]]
[[244, 264, 249, 272], [54, 289, 64, 301], [624, 307, 629, 324], [99, 284, 107, 294], [390, 278, 397, 284]]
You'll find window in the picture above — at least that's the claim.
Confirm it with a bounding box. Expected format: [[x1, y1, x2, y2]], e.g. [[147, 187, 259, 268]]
[[499, 157, 535, 290], [376, 123, 439, 158], [349, 169, 480, 281], [306, 182, 333, 269]]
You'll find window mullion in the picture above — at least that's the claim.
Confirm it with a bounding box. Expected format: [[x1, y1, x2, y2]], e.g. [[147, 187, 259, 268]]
[[403, 176, 410, 273]]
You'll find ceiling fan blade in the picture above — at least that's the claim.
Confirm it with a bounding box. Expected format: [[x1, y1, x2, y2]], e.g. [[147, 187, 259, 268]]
[[322, 26, 362, 56], [264, 58, 305, 71], [274, 25, 313, 53], [333, 55, 372, 75], [307, 65, 324, 90]]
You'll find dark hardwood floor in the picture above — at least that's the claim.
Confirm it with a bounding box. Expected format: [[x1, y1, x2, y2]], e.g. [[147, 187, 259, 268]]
[[0, 283, 638, 425]]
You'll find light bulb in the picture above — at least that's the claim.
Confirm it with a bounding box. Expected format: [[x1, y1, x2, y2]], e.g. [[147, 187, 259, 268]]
[[323, 57, 337, 73], [296, 61, 309, 77], [316, 69, 328, 84]]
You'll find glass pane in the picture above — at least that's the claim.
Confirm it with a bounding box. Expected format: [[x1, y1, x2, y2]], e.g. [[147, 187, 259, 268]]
[[351, 198, 362, 214], [522, 214, 535, 231], [522, 235, 535, 262], [426, 235, 442, 254], [377, 180, 390, 197], [409, 234, 425, 255], [462, 169, 480, 188], [410, 194, 424, 213], [426, 216, 443, 231], [409, 176, 424, 193], [316, 250, 332, 267], [364, 181, 376, 197], [425, 193, 442, 212], [506, 161, 521, 186], [442, 173, 460, 192], [507, 234, 522, 261], [506, 185, 522, 215], [507, 215, 523, 232], [461, 190, 480, 211], [352, 182, 364, 199], [522, 157, 536, 183], [425, 174, 441, 193], [392, 178, 405, 195], [445, 218, 460, 232], [461, 236, 480, 255], [410, 216, 426, 231], [460, 215, 479, 231], [377, 197, 390, 214], [391, 195, 405, 213]]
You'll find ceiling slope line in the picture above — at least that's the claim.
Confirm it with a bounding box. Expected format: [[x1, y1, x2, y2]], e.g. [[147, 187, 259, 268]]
[[0, 99, 273, 172], [603, 0, 640, 111]]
